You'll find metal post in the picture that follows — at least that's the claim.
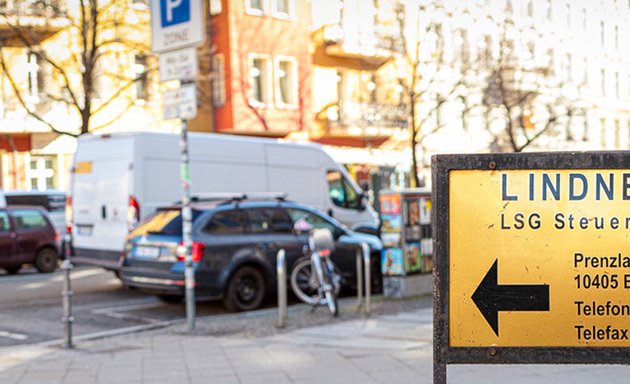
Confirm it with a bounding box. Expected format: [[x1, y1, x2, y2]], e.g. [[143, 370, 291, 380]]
[[179, 116, 195, 332], [361, 243, 371, 314], [356, 247, 363, 308], [434, 361, 446, 384], [276, 249, 287, 327], [61, 258, 74, 349]]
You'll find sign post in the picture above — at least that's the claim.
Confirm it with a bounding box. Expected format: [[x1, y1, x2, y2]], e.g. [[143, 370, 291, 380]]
[[432, 152, 630, 383], [150, 0, 205, 332]]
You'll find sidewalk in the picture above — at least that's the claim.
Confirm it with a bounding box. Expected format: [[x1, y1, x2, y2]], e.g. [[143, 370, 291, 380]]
[[1, 301, 630, 384]]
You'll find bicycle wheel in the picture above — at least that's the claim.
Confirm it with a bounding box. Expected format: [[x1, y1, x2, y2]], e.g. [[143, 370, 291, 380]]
[[290, 259, 324, 306]]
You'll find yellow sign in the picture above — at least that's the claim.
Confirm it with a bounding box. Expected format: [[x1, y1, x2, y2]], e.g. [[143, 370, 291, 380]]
[[450, 169, 630, 347], [74, 161, 93, 174]]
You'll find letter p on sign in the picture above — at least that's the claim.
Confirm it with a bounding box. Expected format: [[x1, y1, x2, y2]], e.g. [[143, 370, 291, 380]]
[[160, 0, 190, 27]]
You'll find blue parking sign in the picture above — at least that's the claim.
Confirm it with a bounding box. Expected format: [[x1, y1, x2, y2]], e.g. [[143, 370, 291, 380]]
[[160, 0, 190, 27]]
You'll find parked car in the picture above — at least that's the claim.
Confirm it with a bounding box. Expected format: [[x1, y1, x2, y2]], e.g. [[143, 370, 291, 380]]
[[0, 207, 60, 274], [119, 198, 382, 311], [4, 190, 67, 232]]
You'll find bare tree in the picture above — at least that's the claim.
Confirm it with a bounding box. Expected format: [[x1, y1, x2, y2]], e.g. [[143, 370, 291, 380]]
[[0, 0, 153, 137], [393, 1, 476, 187], [480, 20, 584, 152]]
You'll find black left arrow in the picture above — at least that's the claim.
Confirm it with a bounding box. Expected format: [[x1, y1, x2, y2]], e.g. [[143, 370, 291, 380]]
[[471, 259, 549, 336]]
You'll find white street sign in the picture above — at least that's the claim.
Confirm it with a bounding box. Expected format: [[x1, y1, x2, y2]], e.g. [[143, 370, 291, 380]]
[[163, 83, 197, 120], [151, 0, 205, 53], [159, 47, 198, 82]]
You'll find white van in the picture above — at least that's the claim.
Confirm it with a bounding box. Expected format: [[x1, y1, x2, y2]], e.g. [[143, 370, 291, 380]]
[[69, 132, 379, 270]]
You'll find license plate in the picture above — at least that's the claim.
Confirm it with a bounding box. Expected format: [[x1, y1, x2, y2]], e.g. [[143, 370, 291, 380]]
[[134, 245, 161, 259], [76, 225, 93, 236]]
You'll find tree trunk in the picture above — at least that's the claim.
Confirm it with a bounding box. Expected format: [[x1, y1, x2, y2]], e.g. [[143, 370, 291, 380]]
[[409, 91, 420, 188]]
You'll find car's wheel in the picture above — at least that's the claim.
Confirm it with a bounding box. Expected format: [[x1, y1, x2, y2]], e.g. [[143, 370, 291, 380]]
[[34, 248, 59, 273], [157, 294, 184, 304], [4, 266, 21, 275], [223, 266, 266, 312]]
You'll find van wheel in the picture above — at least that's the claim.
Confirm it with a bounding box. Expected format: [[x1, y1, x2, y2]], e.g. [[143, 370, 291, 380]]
[[4, 266, 21, 275], [223, 266, 266, 312], [34, 248, 59, 273]]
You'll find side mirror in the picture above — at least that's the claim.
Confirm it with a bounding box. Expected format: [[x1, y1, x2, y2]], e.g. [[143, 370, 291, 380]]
[[358, 193, 368, 211]]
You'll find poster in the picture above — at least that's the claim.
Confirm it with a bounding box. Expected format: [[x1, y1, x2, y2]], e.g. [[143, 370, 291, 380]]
[[381, 248, 404, 276], [405, 241, 422, 273]]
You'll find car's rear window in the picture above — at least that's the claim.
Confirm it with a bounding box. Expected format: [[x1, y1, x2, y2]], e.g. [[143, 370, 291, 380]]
[[12, 209, 48, 230], [130, 209, 203, 236]]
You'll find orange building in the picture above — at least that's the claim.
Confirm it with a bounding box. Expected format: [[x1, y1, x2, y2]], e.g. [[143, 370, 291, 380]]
[[190, 0, 312, 137]]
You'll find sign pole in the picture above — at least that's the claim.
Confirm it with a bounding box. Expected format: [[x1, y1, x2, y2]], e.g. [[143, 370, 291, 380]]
[[179, 113, 195, 331]]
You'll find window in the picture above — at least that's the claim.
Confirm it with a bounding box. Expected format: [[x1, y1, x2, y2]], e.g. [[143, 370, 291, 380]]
[[210, 0, 222, 15], [272, 0, 293, 19], [565, 53, 572, 82], [601, 68, 606, 95], [204, 210, 245, 235], [600, 21, 605, 46], [600, 117, 607, 147], [614, 25, 619, 49], [133, 54, 148, 101], [246, 208, 293, 234], [615, 72, 620, 98], [130, 209, 203, 237], [29, 156, 55, 191], [26, 52, 43, 98], [483, 35, 493, 65], [246, 0, 265, 15], [566, 3, 571, 27], [614, 119, 621, 148], [12, 210, 47, 230], [582, 8, 587, 31], [457, 29, 469, 65], [0, 211, 10, 232], [287, 209, 336, 233], [547, 0, 553, 20], [527, 0, 533, 17], [211, 54, 225, 107], [274, 56, 297, 107], [327, 170, 361, 210], [248, 54, 270, 105]]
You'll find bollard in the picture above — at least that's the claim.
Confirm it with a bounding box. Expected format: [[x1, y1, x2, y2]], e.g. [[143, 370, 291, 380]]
[[276, 249, 287, 327], [61, 258, 74, 349], [361, 243, 371, 314], [356, 247, 363, 308]]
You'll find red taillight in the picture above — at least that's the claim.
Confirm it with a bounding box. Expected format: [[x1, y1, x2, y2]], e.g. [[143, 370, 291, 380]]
[[176, 241, 205, 262], [127, 195, 140, 230], [55, 230, 60, 242], [65, 195, 73, 229]]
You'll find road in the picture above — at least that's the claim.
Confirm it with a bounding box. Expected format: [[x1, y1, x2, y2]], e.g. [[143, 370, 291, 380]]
[[0, 266, 233, 347]]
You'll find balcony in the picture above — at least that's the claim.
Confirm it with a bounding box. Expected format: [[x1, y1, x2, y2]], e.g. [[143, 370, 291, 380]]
[[0, 1, 69, 46], [312, 23, 403, 70], [313, 102, 408, 147]]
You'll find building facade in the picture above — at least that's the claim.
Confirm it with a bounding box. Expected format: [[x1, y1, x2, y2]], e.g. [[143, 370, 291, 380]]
[[0, 0, 628, 192]]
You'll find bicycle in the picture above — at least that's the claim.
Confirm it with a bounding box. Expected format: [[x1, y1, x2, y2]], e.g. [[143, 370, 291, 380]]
[[290, 228, 342, 316]]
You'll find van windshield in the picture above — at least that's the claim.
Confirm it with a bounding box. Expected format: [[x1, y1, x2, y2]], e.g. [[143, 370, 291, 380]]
[[327, 170, 361, 209], [130, 209, 202, 237]]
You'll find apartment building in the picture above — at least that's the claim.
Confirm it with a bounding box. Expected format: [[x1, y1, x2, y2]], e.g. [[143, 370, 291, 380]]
[[0, 0, 176, 190], [189, 0, 312, 136]]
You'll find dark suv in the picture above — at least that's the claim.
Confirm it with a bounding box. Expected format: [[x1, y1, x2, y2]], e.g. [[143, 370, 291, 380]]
[[0, 207, 60, 274], [119, 198, 382, 311]]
